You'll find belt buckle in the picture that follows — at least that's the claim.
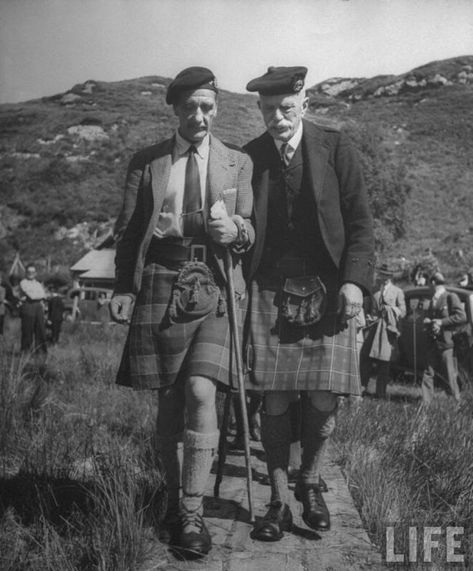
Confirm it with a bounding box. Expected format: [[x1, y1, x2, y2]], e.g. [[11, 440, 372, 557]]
[[190, 244, 207, 263]]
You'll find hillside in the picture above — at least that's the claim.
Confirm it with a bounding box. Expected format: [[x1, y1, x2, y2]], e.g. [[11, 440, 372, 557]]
[[1, 56, 473, 277]]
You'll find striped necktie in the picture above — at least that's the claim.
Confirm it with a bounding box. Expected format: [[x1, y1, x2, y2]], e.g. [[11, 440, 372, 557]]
[[182, 145, 203, 237], [280, 142, 290, 166]]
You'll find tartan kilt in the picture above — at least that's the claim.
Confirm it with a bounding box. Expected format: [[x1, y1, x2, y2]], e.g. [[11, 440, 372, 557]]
[[245, 269, 362, 396], [116, 263, 239, 390]]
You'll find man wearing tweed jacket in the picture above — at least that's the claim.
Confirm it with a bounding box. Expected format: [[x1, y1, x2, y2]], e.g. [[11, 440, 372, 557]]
[[111, 67, 254, 557]]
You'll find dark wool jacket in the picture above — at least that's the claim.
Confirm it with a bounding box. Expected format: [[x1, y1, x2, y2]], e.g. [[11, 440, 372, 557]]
[[244, 119, 375, 293]]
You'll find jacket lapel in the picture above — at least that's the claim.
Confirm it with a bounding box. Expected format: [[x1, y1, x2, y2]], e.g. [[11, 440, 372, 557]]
[[148, 139, 174, 228], [207, 135, 234, 209], [301, 119, 329, 206]]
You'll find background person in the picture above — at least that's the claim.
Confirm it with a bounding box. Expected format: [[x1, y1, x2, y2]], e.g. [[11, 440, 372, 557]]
[[110, 67, 254, 558], [47, 287, 65, 344], [361, 263, 406, 398], [19, 264, 47, 354], [421, 272, 466, 404], [243, 66, 374, 541]]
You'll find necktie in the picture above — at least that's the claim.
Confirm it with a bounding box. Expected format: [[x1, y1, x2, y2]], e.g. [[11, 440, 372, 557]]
[[182, 145, 203, 237], [280, 142, 290, 166]]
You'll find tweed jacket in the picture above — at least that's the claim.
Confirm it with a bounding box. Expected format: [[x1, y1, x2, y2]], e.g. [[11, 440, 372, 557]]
[[114, 135, 254, 297], [427, 290, 466, 350], [244, 120, 375, 293]]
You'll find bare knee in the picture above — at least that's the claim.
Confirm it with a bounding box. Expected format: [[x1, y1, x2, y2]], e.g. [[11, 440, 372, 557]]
[[185, 376, 216, 410]]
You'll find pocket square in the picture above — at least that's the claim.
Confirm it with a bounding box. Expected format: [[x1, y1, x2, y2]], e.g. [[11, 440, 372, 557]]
[[222, 188, 237, 196]]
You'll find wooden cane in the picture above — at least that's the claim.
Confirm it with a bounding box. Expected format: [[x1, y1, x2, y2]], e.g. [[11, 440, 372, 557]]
[[214, 387, 232, 498], [223, 248, 254, 522]]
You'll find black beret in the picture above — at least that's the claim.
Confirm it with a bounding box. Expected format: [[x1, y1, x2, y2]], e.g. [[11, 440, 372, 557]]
[[246, 66, 307, 95], [166, 66, 218, 104]]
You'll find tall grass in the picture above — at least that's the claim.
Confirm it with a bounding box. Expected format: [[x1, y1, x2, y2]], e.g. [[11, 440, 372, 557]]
[[0, 321, 165, 570], [334, 391, 473, 568]]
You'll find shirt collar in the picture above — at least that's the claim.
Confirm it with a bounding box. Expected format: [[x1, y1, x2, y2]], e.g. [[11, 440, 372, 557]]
[[273, 121, 303, 154], [175, 130, 210, 159], [433, 285, 446, 299]]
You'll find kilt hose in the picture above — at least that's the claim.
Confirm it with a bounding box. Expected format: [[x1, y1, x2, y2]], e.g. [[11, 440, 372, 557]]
[[245, 260, 362, 395], [117, 263, 241, 390]]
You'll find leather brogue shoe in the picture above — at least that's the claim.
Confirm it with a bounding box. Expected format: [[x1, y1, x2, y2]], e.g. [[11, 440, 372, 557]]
[[295, 482, 330, 531], [171, 513, 211, 558], [252, 501, 293, 542]]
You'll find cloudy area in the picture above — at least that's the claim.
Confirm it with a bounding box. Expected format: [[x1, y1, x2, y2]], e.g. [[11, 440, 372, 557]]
[[1, 0, 473, 103]]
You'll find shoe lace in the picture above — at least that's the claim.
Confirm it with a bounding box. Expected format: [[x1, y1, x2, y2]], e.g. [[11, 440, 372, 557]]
[[181, 512, 204, 533], [306, 486, 324, 509]]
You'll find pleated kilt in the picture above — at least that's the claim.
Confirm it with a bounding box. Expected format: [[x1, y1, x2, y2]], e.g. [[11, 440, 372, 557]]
[[245, 257, 362, 395], [116, 263, 239, 390]]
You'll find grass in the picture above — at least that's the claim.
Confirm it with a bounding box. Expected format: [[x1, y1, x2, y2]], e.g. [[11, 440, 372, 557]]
[[0, 318, 164, 570], [2, 315, 473, 568], [333, 388, 473, 568]]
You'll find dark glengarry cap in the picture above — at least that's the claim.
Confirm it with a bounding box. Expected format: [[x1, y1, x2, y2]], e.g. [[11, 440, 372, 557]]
[[166, 66, 218, 104], [246, 66, 308, 95]]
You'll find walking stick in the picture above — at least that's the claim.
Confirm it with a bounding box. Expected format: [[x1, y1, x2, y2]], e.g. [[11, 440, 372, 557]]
[[413, 305, 417, 384], [214, 386, 232, 498], [223, 248, 255, 522]]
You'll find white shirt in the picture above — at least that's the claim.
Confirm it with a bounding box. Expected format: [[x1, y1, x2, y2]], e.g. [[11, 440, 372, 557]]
[[154, 131, 210, 238], [432, 285, 447, 306], [20, 278, 46, 301], [274, 121, 303, 165]]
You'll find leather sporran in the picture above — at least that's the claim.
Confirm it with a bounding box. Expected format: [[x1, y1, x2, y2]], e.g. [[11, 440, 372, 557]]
[[280, 275, 327, 327], [167, 261, 225, 323]]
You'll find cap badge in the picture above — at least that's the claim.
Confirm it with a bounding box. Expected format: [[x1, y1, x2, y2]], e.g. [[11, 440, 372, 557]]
[[292, 78, 304, 93]]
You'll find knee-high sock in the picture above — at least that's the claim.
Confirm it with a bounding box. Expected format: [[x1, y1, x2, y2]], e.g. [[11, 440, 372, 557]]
[[180, 429, 219, 524], [300, 399, 336, 485], [261, 410, 291, 505], [156, 432, 183, 514]]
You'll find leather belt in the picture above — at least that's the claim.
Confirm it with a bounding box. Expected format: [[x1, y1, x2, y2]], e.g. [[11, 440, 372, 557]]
[[145, 236, 209, 270]]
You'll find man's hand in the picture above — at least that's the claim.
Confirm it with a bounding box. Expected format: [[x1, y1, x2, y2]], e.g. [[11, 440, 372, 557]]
[[337, 283, 363, 324], [110, 295, 133, 324], [208, 216, 238, 245]]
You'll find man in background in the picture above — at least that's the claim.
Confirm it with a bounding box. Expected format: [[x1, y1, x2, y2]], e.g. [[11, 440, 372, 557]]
[[47, 287, 65, 344], [244, 66, 374, 541], [361, 263, 406, 398], [421, 272, 466, 404], [19, 264, 47, 354]]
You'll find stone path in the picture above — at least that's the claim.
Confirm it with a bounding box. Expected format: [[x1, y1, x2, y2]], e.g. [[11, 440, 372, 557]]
[[142, 442, 383, 571]]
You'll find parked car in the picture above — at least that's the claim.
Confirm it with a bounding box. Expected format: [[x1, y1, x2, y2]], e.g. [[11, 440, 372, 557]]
[[394, 286, 473, 386]]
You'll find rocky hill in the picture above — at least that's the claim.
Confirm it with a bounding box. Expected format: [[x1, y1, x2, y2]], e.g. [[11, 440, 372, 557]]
[[1, 55, 473, 278]]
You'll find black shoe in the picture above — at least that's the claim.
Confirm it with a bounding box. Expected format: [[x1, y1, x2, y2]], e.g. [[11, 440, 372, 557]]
[[295, 482, 330, 531], [171, 513, 211, 558], [252, 501, 293, 542]]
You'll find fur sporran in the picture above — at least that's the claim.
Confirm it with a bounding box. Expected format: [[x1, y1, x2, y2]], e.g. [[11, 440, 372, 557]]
[[280, 275, 327, 327], [167, 261, 225, 323]]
